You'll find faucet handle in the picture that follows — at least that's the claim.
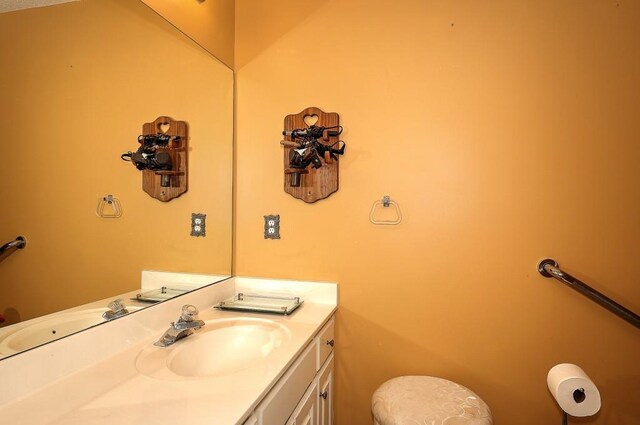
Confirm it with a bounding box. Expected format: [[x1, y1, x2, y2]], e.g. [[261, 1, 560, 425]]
[[180, 304, 199, 321], [107, 298, 127, 313], [102, 298, 129, 321]]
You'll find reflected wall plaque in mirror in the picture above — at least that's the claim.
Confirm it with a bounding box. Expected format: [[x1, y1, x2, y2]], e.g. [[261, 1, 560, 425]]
[[0, 0, 233, 358]]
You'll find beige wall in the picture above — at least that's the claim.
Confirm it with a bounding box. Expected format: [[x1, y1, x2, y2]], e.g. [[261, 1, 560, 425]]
[[0, 0, 233, 322], [235, 1, 640, 424], [142, 0, 234, 68]]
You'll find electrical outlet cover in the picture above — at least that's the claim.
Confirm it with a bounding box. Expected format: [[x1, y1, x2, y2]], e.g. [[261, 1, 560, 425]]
[[191, 213, 206, 237], [264, 215, 280, 239]]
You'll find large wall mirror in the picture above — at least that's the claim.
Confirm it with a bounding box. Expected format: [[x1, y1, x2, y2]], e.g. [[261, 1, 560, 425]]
[[0, 0, 233, 358]]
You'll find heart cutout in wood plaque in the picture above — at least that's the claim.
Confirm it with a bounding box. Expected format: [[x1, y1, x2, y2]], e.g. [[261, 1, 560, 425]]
[[303, 114, 319, 127], [157, 122, 171, 133]]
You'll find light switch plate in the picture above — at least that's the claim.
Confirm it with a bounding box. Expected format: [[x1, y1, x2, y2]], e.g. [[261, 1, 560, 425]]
[[264, 215, 280, 239], [191, 213, 206, 237]]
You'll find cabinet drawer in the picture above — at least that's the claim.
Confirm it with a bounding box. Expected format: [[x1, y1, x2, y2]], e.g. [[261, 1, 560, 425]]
[[257, 341, 316, 425], [316, 318, 334, 369]]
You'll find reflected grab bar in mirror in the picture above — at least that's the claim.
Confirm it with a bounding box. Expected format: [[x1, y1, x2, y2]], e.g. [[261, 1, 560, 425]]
[[537, 258, 640, 329], [0, 236, 26, 264]]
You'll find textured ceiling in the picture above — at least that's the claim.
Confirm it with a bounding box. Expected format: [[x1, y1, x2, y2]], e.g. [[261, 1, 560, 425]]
[[0, 0, 79, 14]]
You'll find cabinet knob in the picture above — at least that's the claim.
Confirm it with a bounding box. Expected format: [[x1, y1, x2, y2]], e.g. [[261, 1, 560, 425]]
[[325, 339, 335, 347], [319, 391, 328, 400]]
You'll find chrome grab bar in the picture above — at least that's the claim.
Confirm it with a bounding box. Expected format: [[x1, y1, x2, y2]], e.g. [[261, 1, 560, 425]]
[[0, 236, 26, 264], [538, 259, 640, 329]]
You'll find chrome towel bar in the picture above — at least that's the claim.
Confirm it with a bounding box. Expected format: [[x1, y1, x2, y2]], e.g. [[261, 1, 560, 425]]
[[538, 258, 639, 329]]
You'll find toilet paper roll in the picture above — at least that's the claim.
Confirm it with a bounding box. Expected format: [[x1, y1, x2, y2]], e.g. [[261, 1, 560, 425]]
[[547, 363, 601, 417]]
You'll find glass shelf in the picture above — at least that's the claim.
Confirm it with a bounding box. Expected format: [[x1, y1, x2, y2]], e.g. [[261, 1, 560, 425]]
[[132, 286, 189, 303], [214, 293, 303, 315]]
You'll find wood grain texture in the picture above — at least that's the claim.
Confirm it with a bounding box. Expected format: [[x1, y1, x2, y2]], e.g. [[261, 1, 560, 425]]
[[141, 116, 188, 202], [283, 107, 340, 203]]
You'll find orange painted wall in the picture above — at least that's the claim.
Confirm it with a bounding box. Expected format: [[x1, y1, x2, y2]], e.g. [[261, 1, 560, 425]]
[[141, 0, 235, 68], [234, 1, 640, 424], [0, 0, 233, 323]]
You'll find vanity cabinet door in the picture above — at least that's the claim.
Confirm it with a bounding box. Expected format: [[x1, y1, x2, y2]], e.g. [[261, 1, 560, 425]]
[[318, 354, 334, 425], [253, 314, 335, 425], [286, 380, 318, 425], [256, 341, 316, 425]]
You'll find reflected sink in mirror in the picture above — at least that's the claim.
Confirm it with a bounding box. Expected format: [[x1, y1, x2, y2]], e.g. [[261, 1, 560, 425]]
[[136, 317, 291, 379], [0, 0, 233, 360], [0, 307, 142, 356]]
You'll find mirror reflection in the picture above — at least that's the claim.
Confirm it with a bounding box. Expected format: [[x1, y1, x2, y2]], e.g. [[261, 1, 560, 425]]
[[0, 0, 233, 358]]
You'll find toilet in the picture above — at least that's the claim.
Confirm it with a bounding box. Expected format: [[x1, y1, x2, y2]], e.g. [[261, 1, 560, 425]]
[[372, 376, 493, 425]]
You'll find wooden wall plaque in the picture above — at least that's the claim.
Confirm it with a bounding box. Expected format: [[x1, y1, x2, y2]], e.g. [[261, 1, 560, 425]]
[[282, 107, 341, 203], [141, 116, 188, 202]]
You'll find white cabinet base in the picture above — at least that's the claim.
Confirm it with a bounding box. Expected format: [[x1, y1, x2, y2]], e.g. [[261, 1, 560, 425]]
[[253, 316, 335, 425]]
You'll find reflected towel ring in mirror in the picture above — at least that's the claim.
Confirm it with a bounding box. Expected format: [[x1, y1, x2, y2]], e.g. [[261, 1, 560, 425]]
[[369, 195, 402, 225], [97, 195, 122, 218]]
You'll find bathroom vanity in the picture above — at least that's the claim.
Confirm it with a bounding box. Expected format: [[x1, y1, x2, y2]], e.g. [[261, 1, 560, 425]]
[[0, 277, 337, 425], [244, 315, 335, 425]]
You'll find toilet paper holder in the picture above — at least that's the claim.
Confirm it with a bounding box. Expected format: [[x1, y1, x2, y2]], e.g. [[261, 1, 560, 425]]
[[571, 388, 586, 404], [547, 363, 601, 425]]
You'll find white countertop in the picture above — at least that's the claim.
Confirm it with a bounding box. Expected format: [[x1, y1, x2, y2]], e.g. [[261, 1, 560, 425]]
[[0, 277, 337, 425]]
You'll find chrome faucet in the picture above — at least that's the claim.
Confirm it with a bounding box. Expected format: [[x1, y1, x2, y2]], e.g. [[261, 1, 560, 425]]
[[154, 304, 205, 347], [102, 298, 129, 321]]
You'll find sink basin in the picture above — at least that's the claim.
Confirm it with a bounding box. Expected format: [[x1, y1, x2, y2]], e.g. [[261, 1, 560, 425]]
[[0, 307, 142, 355], [136, 317, 291, 379]]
